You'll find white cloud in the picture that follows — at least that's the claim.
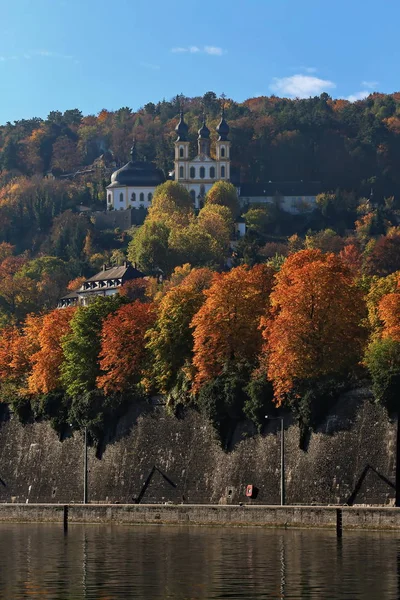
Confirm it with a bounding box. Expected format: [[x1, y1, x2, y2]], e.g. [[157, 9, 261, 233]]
[[171, 45, 225, 56], [204, 46, 223, 56], [361, 80, 379, 89], [347, 90, 370, 102], [172, 46, 200, 53], [270, 74, 336, 98], [304, 66, 318, 74]]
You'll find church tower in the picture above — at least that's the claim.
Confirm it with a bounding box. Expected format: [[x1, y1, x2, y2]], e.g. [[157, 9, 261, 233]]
[[215, 106, 231, 181], [197, 113, 211, 156], [174, 109, 190, 183]]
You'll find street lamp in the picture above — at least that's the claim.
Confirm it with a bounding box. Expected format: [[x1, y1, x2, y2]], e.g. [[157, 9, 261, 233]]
[[265, 416, 285, 506], [71, 423, 88, 504], [83, 426, 88, 504]]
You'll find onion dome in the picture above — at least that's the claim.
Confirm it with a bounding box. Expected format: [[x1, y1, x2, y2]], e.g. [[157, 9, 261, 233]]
[[216, 107, 230, 141], [198, 114, 210, 139], [108, 140, 165, 188], [175, 109, 189, 142]]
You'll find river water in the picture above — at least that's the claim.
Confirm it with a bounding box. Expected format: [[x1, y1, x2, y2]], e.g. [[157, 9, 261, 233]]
[[0, 523, 399, 599]]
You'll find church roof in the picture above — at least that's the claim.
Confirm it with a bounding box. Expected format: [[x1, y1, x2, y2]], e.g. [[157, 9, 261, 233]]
[[216, 107, 230, 141], [108, 142, 165, 189], [175, 110, 189, 142], [198, 114, 210, 139]]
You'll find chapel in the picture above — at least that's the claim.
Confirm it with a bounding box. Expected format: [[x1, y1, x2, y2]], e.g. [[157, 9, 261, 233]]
[[106, 108, 231, 211]]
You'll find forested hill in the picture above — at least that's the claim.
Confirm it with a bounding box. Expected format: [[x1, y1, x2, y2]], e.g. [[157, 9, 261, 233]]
[[2, 91, 400, 199]]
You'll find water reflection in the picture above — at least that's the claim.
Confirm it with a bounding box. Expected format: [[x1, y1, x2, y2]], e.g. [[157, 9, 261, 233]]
[[0, 523, 399, 599]]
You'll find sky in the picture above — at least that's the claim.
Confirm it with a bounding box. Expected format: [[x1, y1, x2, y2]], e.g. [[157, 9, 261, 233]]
[[1, 0, 400, 123]]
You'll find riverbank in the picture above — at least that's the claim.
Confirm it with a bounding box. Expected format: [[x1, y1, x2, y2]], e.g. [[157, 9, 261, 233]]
[[0, 504, 400, 531]]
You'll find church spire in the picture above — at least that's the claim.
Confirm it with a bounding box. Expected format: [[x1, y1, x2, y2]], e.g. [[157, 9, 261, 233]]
[[175, 106, 189, 142], [197, 111, 210, 156], [198, 111, 210, 139], [216, 99, 230, 141]]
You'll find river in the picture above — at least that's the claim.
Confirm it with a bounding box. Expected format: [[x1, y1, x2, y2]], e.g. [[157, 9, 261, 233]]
[[0, 523, 398, 599]]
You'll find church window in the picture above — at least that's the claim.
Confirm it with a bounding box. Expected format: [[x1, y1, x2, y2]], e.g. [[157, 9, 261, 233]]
[[200, 166, 205, 179], [119, 192, 124, 202], [200, 184, 205, 197], [190, 190, 196, 203], [210, 166, 215, 179], [179, 146, 184, 158], [107, 194, 112, 203], [190, 166, 195, 178], [140, 192, 144, 202], [148, 192, 153, 202], [131, 192, 136, 201], [179, 166, 184, 178], [221, 166, 225, 178], [221, 146, 225, 158]]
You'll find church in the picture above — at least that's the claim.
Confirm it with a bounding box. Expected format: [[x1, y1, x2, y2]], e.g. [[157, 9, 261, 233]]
[[106, 109, 319, 215], [106, 108, 232, 211]]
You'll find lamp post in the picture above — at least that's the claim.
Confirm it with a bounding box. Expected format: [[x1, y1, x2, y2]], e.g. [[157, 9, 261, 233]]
[[83, 426, 88, 504], [265, 416, 285, 505]]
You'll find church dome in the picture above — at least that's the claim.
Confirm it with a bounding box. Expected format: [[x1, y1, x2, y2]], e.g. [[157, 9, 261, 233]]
[[198, 115, 210, 139], [108, 143, 165, 188], [216, 108, 230, 141], [175, 110, 189, 141]]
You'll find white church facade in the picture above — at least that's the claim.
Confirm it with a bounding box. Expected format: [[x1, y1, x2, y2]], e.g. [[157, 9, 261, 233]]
[[106, 109, 232, 212], [173, 109, 231, 209], [106, 108, 318, 215]]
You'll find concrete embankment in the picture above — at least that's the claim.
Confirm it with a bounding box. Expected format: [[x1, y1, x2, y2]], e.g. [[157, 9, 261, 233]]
[[1, 504, 400, 531]]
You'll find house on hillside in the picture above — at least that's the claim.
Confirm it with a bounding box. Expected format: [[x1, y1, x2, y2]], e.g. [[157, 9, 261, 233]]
[[58, 262, 144, 308]]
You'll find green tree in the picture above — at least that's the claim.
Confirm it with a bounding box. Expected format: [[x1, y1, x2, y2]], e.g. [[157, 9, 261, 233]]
[[365, 337, 400, 413], [146, 268, 213, 394], [60, 295, 123, 398], [205, 181, 240, 218], [127, 220, 171, 273]]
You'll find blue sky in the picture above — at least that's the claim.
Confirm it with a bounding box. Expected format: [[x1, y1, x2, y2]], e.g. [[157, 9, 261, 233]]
[[1, 0, 399, 123]]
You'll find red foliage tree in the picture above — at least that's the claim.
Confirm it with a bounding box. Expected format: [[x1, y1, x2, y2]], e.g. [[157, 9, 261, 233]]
[[97, 301, 157, 394]]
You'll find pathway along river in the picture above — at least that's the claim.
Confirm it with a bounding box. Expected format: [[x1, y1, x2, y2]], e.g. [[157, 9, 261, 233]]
[[0, 523, 399, 599]]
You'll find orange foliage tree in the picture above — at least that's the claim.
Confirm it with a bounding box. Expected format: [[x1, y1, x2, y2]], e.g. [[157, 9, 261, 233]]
[[377, 278, 400, 341], [28, 307, 76, 395], [97, 301, 156, 394], [262, 250, 367, 404], [191, 264, 275, 390]]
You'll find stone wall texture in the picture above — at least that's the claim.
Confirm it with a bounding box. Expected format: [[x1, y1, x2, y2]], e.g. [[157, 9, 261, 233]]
[[0, 389, 397, 506]]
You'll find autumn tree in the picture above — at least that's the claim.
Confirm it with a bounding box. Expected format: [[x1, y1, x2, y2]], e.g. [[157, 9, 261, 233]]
[[29, 307, 76, 395], [148, 181, 193, 229], [97, 301, 156, 394], [365, 232, 400, 276], [191, 264, 275, 390], [204, 181, 240, 218], [263, 250, 367, 410], [197, 204, 233, 249], [146, 267, 213, 394]]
